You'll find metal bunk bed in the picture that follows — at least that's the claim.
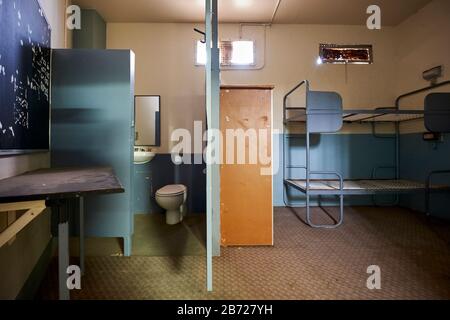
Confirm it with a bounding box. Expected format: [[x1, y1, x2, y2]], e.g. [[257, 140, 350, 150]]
[[283, 79, 450, 228]]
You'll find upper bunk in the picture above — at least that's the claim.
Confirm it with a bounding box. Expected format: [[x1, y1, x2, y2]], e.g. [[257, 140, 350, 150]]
[[283, 80, 450, 132]]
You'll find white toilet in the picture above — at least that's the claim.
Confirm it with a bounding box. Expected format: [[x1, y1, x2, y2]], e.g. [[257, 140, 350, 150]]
[[155, 184, 187, 225]]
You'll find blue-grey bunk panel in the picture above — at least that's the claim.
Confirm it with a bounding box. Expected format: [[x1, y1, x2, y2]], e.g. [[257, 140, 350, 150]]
[[425, 93, 450, 133], [307, 91, 343, 133]]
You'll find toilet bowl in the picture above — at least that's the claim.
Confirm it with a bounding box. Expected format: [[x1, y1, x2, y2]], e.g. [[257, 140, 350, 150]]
[[155, 184, 187, 225]]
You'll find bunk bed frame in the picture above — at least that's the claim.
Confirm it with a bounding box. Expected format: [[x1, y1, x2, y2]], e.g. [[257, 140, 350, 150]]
[[283, 80, 450, 228]]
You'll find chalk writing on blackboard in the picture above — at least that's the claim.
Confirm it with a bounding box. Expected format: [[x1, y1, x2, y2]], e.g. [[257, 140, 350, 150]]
[[0, 0, 51, 153]]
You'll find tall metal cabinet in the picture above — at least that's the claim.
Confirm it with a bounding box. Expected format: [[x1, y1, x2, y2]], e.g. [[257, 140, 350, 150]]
[[51, 49, 135, 256]]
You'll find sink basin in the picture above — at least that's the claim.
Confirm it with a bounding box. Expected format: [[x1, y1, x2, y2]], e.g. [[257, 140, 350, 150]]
[[134, 149, 156, 165]]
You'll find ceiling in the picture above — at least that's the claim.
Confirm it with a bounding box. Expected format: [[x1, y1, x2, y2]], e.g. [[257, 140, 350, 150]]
[[73, 0, 432, 26]]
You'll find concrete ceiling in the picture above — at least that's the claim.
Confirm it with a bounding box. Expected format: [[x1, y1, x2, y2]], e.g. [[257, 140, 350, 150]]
[[73, 0, 432, 26]]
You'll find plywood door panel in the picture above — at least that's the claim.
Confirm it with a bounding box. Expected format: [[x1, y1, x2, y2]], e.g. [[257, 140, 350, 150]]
[[220, 88, 273, 246]]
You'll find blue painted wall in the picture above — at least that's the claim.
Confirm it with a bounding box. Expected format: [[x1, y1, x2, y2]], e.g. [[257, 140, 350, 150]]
[[273, 132, 450, 220], [51, 50, 135, 253], [132, 134, 449, 219], [72, 9, 106, 49], [134, 154, 206, 215], [400, 133, 450, 219], [273, 133, 397, 207]]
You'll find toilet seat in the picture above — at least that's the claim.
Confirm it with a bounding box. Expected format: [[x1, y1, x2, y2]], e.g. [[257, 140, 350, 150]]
[[156, 184, 187, 197]]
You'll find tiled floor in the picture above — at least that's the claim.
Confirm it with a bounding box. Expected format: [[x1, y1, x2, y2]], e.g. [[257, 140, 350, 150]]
[[132, 214, 205, 256], [38, 207, 450, 300], [67, 214, 206, 257]]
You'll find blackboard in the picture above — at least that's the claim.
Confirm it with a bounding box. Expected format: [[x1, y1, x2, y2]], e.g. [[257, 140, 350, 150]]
[[0, 0, 51, 154]]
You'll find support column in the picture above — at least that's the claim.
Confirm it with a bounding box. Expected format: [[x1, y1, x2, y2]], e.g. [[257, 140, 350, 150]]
[[79, 197, 85, 275], [210, 0, 221, 259], [58, 203, 70, 300], [205, 0, 220, 292]]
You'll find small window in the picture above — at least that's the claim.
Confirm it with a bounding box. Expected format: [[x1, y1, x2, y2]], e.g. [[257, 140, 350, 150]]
[[196, 41, 207, 65], [318, 44, 373, 64], [196, 40, 255, 67]]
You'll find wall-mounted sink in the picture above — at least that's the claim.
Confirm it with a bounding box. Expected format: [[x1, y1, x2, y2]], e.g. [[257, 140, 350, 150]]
[[134, 147, 156, 165]]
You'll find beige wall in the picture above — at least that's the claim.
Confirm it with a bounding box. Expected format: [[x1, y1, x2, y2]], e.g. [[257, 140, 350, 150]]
[[395, 0, 450, 133], [0, 0, 70, 300], [108, 0, 450, 150], [108, 23, 398, 152]]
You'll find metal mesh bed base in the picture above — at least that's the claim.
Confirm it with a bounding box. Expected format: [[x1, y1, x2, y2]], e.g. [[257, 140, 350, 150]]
[[284, 179, 449, 196], [284, 109, 425, 124], [343, 113, 423, 123]]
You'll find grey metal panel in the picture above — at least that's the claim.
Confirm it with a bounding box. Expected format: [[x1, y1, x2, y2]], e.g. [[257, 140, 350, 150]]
[[307, 91, 343, 133], [425, 93, 450, 133], [51, 50, 134, 253]]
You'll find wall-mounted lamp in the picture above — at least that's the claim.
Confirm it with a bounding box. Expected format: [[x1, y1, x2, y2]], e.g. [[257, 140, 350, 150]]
[[423, 66, 442, 85]]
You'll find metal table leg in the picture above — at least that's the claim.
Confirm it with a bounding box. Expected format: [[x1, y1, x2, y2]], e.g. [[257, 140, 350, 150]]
[[57, 202, 70, 300], [79, 197, 85, 275]]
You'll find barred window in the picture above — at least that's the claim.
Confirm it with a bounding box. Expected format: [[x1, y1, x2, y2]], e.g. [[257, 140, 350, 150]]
[[196, 40, 255, 67]]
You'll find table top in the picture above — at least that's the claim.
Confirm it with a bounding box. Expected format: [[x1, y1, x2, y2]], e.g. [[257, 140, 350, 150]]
[[0, 167, 124, 203]]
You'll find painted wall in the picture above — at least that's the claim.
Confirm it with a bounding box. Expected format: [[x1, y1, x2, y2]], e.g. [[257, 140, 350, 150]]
[[396, 0, 450, 134], [73, 9, 106, 49], [133, 155, 206, 215], [400, 133, 450, 218], [395, 0, 450, 218], [0, 0, 71, 300], [274, 133, 397, 207], [107, 23, 398, 152], [107, 0, 449, 216], [107, 22, 397, 214]]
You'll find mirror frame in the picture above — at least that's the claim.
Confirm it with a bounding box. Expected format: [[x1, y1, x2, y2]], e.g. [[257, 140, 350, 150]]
[[134, 95, 161, 147]]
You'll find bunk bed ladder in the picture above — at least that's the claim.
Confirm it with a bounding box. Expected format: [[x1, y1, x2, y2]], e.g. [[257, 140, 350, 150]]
[[283, 80, 344, 228]]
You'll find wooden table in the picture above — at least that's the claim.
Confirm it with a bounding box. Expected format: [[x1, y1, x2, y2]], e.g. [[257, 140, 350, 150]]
[[0, 167, 124, 300]]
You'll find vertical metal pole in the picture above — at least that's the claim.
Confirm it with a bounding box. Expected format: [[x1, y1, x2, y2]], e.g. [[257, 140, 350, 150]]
[[306, 130, 311, 224], [58, 203, 70, 300], [211, 0, 221, 258], [205, 0, 213, 292], [396, 123, 400, 180], [205, 0, 220, 292], [79, 197, 85, 275], [305, 92, 311, 225]]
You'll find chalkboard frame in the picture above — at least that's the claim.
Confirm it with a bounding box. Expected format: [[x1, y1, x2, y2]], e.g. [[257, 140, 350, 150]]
[[0, 0, 52, 156]]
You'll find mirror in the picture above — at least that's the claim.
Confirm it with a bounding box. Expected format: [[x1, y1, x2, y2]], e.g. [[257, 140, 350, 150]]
[[135, 96, 161, 146]]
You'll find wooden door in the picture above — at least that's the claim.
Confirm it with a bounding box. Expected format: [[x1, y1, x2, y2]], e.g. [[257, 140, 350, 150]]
[[220, 86, 273, 246]]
